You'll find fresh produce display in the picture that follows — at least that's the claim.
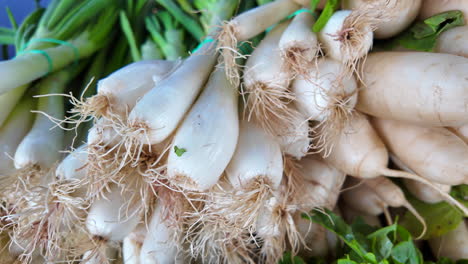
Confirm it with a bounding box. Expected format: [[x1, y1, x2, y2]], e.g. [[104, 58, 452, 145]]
[[0, 0, 467, 263]]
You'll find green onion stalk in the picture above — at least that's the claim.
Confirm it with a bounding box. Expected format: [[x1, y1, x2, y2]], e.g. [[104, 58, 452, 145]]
[[0, 0, 120, 95]]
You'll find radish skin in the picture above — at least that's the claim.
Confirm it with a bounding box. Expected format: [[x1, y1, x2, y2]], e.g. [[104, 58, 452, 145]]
[[292, 58, 357, 155], [243, 22, 295, 137], [86, 184, 141, 242], [429, 220, 468, 260], [371, 118, 468, 186], [419, 0, 468, 23], [276, 108, 309, 160], [342, 0, 422, 39], [122, 225, 146, 264], [75, 60, 176, 120], [126, 42, 217, 146], [167, 68, 239, 191], [217, 0, 300, 85], [323, 112, 468, 215], [436, 26, 468, 58], [55, 144, 88, 181], [342, 178, 386, 216], [341, 204, 381, 227], [450, 125, 468, 144], [318, 10, 373, 68], [140, 203, 183, 264], [279, 11, 319, 76], [357, 52, 468, 127]]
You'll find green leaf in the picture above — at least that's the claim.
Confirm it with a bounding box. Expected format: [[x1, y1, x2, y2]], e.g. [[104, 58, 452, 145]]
[[379, 10, 465, 52], [5, 7, 18, 30], [309, 0, 321, 13], [278, 252, 306, 264], [119, 11, 142, 62], [155, 0, 205, 40], [174, 146, 187, 157], [304, 209, 368, 261], [391, 241, 421, 264], [451, 185, 468, 203], [399, 194, 463, 240], [338, 259, 359, 264], [312, 0, 340, 32]]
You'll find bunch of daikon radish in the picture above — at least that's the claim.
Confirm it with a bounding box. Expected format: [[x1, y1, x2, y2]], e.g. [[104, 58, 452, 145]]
[[1, 0, 468, 263]]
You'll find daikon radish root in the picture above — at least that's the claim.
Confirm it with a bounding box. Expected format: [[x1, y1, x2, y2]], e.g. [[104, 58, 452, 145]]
[[276, 107, 310, 160], [68, 60, 177, 123], [140, 202, 185, 264], [404, 179, 451, 204], [298, 156, 346, 209], [450, 125, 468, 144], [364, 176, 427, 239], [167, 67, 239, 191], [84, 183, 142, 263], [217, 0, 300, 85], [0, 96, 34, 176], [342, 0, 422, 39], [279, 11, 319, 76], [390, 153, 453, 204], [187, 119, 283, 263], [436, 26, 468, 58], [255, 191, 303, 264], [292, 58, 358, 156], [357, 52, 468, 127], [122, 225, 146, 264], [371, 118, 468, 186], [318, 8, 378, 73], [429, 220, 468, 261], [419, 0, 468, 23], [341, 204, 381, 227], [243, 22, 296, 137], [342, 178, 387, 216], [119, 41, 217, 167], [293, 213, 328, 258], [323, 112, 468, 215]]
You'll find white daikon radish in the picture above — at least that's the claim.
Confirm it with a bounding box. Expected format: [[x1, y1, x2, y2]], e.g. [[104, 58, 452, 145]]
[[450, 125, 468, 144], [126, 41, 217, 148], [140, 203, 184, 264], [323, 112, 468, 215], [371, 118, 468, 186], [276, 107, 310, 160], [342, 178, 387, 216], [243, 22, 295, 137], [217, 0, 300, 85], [391, 154, 452, 204], [318, 9, 374, 70], [342, 0, 422, 39], [74, 60, 176, 120], [86, 183, 142, 253], [298, 156, 346, 209], [167, 67, 239, 191], [294, 213, 328, 258], [429, 220, 468, 261], [292, 58, 357, 155], [279, 11, 319, 76], [341, 204, 381, 227], [122, 225, 146, 264]]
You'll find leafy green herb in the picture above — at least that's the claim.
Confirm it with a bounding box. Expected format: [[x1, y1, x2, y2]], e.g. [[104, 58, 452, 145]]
[[174, 145, 187, 157], [399, 192, 464, 240], [312, 0, 340, 33], [279, 252, 306, 264], [303, 208, 426, 264], [378, 10, 465, 52]]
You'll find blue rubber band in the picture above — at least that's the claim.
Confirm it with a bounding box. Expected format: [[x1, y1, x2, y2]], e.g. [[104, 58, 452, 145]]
[[266, 8, 313, 33], [15, 38, 80, 74], [16, 49, 54, 73], [192, 37, 215, 53]]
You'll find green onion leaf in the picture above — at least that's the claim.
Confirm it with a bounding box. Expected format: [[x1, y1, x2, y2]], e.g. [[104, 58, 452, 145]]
[[312, 0, 340, 32], [174, 146, 187, 157]]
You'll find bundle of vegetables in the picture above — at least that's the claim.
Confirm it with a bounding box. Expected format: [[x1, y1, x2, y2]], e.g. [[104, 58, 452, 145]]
[[0, 0, 468, 263]]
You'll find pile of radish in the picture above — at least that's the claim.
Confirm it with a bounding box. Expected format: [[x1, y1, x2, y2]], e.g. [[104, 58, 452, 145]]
[[0, 0, 468, 263]]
